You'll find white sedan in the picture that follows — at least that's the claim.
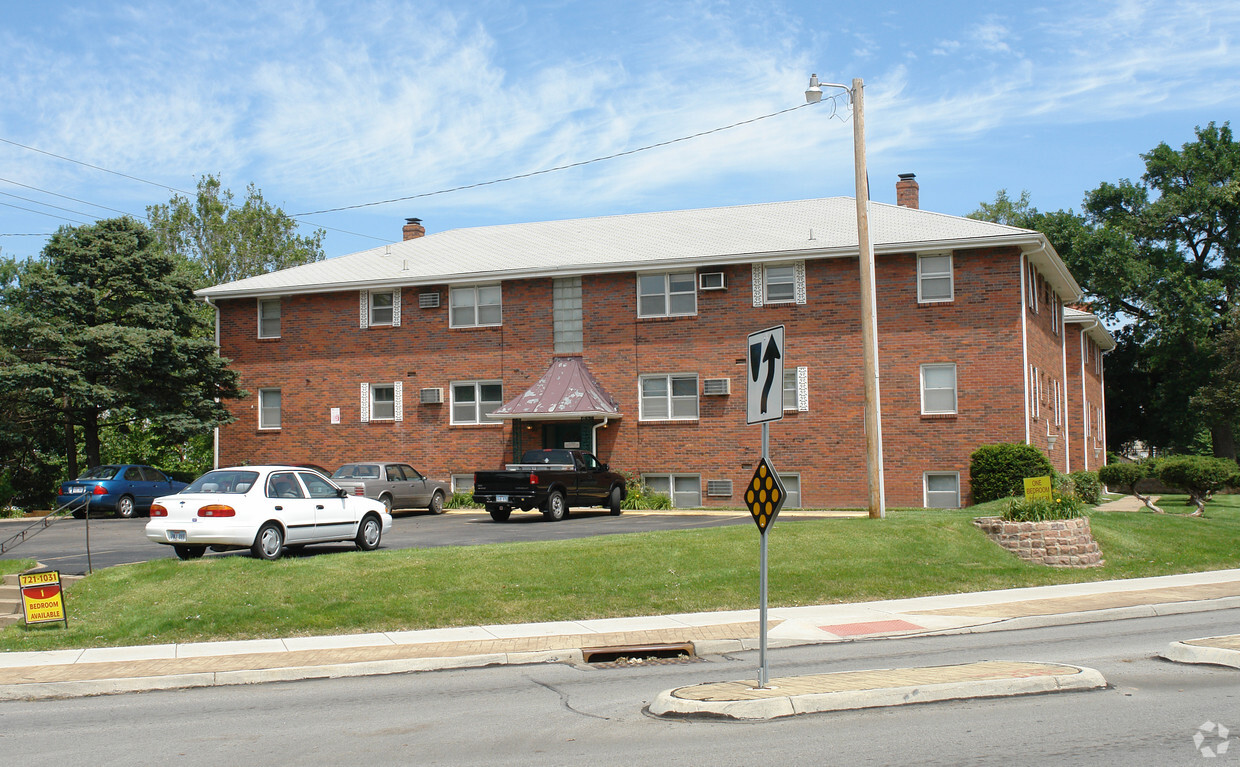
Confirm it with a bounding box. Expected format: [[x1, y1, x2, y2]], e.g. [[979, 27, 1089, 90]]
[[146, 466, 392, 561]]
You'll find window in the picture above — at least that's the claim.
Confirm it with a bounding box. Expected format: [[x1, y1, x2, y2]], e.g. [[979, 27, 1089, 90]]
[[123, 467, 143, 481], [639, 374, 698, 420], [266, 471, 304, 499], [370, 385, 396, 420], [450, 285, 502, 327], [370, 291, 395, 325], [451, 381, 503, 424], [1027, 262, 1039, 313], [258, 298, 281, 338], [783, 370, 798, 411], [299, 472, 338, 499], [782, 367, 809, 412], [917, 254, 953, 302], [452, 474, 475, 493], [920, 364, 957, 414], [643, 474, 702, 508], [781, 473, 801, 509], [637, 272, 696, 317], [141, 467, 167, 482], [259, 388, 281, 429], [765, 265, 796, 303], [924, 472, 960, 508]]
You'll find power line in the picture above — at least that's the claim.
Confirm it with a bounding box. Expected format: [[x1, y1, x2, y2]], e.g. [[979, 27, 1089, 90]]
[[0, 176, 144, 219], [0, 190, 118, 223], [0, 200, 89, 225], [294, 102, 820, 216]]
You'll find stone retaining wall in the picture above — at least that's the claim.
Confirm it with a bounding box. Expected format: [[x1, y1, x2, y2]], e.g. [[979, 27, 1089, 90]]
[[973, 516, 1104, 568]]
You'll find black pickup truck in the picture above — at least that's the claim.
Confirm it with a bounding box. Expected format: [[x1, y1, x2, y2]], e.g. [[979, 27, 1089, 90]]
[[473, 449, 626, 522]]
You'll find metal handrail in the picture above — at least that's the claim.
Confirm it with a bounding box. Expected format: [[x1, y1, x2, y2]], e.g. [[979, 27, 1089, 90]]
[[0, 494, 88, 556]]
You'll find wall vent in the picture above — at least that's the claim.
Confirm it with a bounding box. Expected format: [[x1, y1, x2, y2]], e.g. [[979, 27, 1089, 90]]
[[706, 479, 733, 497], [419, 292, 440, 308], [702, 378, 731, 396], [699, 272, 726, 290], [419, 387, 444, 404]]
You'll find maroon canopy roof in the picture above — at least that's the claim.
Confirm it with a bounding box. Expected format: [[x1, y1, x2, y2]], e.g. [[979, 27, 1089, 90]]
[[490, 357, 622, 420]]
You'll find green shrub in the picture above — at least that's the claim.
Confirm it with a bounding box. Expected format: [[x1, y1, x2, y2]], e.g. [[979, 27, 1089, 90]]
[[1068, 470, 1102, 505], [618, 475, 673, 510], [1155, 456, 1240, 516], [969, 443, 1055, 502], [444, 491, 481, 509], [1002, 492, 1086, 522], [1098, 462, 1146, 492]]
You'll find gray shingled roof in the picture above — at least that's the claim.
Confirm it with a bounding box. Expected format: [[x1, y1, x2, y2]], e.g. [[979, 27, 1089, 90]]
[[1064, 307, 1117, 350], [198, 196, 1080, 300]]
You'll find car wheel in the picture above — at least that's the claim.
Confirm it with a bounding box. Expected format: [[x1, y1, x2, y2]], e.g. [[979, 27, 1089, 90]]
[[379, 494, 394, 514], [71, 509, 85, 520], [117, 495, 137, 519], [356, 514, 383, 551], [488, 506, 511, 522], [173, 545, 206, 560], [251, 522, 285, 561], [428, 490, 445, 515], [543, 490, 567, 521], [608, 486, 623, 516]]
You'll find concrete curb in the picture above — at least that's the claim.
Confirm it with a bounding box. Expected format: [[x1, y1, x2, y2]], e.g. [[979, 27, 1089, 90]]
[[909, 596, 1240, 638], [1162, 638, 1240, 670], [648, 663, 1108, 720], [0, 649, 586, 701]]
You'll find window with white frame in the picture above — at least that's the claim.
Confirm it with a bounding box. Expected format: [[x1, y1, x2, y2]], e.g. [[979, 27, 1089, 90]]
[[924, 472, 961, 508], [781, 473, 801, 508], [920, 363, 958, 414], [639, 374, 698, 420], [370, 384, 396, 420], [782, 367, 809, 412], [451, 381, 503, 424], [917, 254, 953, 302], [370, 290, 395, 326], [258, 388, 281, 429], [452, 474, 475, 493], [643, 474, 701, 508], [449, 285, 502, 328], [765, 264, 797, 303], [1053, 379, 1062, 426], [258, 298, 281, 338], [637, 272, 696, 317], [1028, 263, 1039, 313]]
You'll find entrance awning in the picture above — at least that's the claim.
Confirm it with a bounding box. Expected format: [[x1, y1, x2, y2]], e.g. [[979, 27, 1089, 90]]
[[490, 357, 623, 421]]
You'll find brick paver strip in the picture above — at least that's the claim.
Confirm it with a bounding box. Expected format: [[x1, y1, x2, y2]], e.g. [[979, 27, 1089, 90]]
[[820, 619, 923, 636], [0, 621, 765, 685], [1183, 634, 1240, 651], [673, 661, 1085, 701], [915, 582, 1240, 619]]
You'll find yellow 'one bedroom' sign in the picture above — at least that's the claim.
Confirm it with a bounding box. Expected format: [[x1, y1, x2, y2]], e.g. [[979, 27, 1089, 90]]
[[19, 570, 67, 626], [1023, 476, 1053, 501]]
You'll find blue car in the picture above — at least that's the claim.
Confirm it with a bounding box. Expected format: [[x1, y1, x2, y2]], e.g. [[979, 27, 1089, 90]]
[[58, 464, 189, 519]]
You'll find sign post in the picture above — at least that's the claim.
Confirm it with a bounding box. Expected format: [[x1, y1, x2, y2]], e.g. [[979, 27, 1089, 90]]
[[746, 326, 786, 688]]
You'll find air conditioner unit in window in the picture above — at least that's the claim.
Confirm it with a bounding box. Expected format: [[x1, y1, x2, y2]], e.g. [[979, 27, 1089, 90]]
[[702, 378, 731, 396], [699, 271, 726, 290], [419, 292, 440, 308], [419, 387, 444, 404], [706, 479, 733, 497]]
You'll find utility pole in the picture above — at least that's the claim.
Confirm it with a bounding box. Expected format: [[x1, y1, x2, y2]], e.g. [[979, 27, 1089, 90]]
[[850, 78, 886, 519]]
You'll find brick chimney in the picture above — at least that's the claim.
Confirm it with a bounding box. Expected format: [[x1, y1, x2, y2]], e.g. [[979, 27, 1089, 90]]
[[896, 173, 919, 210], [402, 217, 425, 241]]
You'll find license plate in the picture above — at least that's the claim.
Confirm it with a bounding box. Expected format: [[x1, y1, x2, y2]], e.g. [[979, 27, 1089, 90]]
[[167, 530, 187, 542], [496, 495, 509, 503], [69, 486, 87, 494]]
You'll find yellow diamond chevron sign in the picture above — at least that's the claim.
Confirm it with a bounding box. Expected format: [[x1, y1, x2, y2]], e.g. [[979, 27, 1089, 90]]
[[745, 457, 786, 533]]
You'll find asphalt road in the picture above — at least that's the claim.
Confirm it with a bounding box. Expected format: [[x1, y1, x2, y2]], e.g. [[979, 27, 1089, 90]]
[[2, 607, 1237, 765], [0, 508, 756, 574]]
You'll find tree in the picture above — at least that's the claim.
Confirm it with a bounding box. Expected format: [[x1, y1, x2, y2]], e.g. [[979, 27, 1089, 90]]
[[0, 217, 242, 476], [147, 174, 326, 287], [1155, 456, 1240, 517], [971, 123, 1240, 458]]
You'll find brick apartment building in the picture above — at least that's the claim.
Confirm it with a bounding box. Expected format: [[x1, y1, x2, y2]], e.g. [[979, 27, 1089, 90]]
[[199, 177, 1114, 508]]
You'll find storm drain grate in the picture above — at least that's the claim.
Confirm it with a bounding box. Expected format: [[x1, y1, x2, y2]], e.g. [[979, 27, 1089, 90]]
[[582, 642, 697, 666]]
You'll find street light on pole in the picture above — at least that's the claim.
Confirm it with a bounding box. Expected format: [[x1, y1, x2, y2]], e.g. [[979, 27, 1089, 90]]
[[805, 75, 886, 520]]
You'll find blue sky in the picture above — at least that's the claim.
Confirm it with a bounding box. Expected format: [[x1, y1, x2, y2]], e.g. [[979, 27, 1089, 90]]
[[1, 0, 1237, 262]]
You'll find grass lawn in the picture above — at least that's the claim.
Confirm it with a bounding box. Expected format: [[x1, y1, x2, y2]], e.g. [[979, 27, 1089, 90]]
[[2, 495, 1238, 652], [0, 559, 36, 578]]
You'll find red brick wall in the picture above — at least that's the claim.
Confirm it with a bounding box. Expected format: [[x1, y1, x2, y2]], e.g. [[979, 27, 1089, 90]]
[[216, 244, 1069, 508]]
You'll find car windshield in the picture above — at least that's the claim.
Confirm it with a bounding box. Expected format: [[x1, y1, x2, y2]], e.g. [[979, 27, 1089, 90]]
[[183, 470, 260, 494], [77, 466, 121, 480]]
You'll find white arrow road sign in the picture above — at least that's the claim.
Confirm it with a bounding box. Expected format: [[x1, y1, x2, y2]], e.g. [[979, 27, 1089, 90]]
[[747, 325, 785, 424]]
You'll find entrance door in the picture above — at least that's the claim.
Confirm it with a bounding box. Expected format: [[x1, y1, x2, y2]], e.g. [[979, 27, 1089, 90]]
[[543, 421, 589, 452]]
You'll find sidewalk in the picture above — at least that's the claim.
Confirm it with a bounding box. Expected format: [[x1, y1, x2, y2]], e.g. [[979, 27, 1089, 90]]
[[2, 568, 1239, 705]]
